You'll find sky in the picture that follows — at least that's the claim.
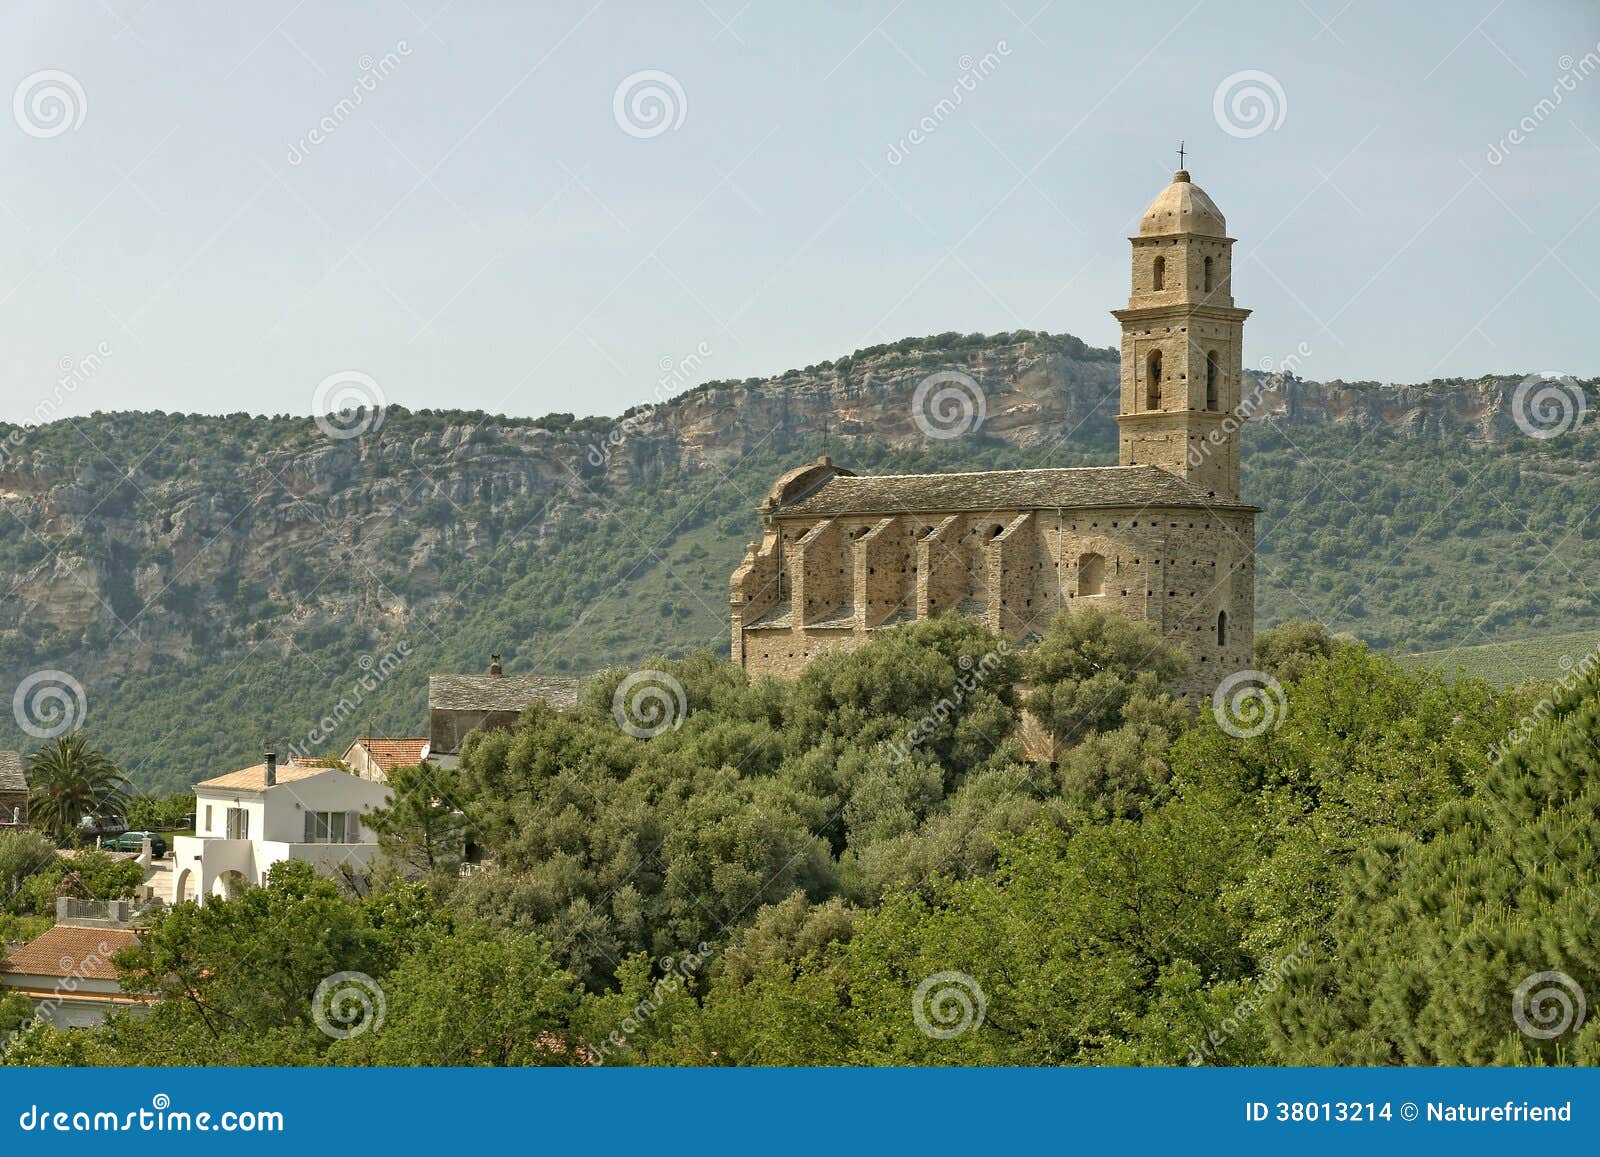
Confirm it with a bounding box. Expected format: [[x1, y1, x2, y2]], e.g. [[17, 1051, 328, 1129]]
[[1, 0, 1597, 426]]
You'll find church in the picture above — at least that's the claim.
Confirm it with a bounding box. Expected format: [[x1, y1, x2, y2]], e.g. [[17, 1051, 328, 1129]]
[[729, 168, 1258, 698]]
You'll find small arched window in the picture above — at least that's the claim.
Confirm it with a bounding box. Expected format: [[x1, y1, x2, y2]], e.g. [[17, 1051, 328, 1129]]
[[1152, 256, 1166, 292], [1216, 609, 1228, 646], [1145, 349, 1163, 410], [1203, 255, 1214, 293], [1078, 553, 1105, 597], [1205, 350, 1219, 411]]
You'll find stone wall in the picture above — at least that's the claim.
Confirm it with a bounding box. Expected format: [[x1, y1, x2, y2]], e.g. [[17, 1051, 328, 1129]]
[[733, 503, 1255, 687]]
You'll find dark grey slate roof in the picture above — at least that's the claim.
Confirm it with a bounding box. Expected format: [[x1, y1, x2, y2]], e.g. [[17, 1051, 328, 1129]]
[[427, 674, 581, 713], [777, 465, 1255, 516], [0, 750, 25, 794]]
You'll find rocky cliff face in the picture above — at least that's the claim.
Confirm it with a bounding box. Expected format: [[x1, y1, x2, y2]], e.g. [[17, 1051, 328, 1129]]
[[0, 330, 1583, 673]]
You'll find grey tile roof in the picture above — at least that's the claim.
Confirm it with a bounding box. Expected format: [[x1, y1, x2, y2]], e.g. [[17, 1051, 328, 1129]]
[[0, 750, 25, 794], [427, 674, 581, 713], [777, 465, 1255, 517]]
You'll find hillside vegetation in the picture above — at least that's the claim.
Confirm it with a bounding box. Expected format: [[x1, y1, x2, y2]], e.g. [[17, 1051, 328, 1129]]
[[1, 329, 1597, 790], [7, 614, 1596, 1067]]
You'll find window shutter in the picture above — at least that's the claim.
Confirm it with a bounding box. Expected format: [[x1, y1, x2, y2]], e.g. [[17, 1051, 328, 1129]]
[[305, 810, 316, 843], [348, 811, 361, 843]]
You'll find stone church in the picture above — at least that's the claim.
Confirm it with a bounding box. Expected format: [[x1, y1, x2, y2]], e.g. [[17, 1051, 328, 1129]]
[[730, 169, 1257, 697]]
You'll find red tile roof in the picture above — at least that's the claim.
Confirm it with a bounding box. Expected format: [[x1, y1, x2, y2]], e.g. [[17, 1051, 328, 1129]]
[[0, 924, 140, 981], [347, 737, 429, 772]]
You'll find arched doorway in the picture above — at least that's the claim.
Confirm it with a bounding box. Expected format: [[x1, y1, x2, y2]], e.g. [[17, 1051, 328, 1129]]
[[213, 870, 250, 902], [173, 869, 196, 906]]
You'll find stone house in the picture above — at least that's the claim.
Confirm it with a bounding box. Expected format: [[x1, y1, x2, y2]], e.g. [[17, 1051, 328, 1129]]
[[730, 169, 1257, 697], [426, 654, 580, 768], [0, 750, 27, 828]]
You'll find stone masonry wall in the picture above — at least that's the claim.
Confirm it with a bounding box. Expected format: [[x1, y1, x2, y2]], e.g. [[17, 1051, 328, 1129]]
[[733, 504, 1255, 686]]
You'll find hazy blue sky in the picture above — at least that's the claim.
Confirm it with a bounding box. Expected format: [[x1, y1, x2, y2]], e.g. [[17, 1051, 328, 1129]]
[[2, 0, 1597, 425]]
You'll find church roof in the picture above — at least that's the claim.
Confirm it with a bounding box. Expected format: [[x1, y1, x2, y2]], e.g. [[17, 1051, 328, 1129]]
[[775, 465, 1254, 516], [427, 673, 581, 713], [1139, 170, 1226, 238]]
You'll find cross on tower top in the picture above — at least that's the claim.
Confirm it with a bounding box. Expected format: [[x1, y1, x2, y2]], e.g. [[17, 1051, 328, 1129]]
[[1177, 140, 1186, 169]]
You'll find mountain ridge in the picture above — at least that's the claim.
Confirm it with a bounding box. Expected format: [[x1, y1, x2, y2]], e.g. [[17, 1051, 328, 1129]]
[[3, 328, 1597, 791]]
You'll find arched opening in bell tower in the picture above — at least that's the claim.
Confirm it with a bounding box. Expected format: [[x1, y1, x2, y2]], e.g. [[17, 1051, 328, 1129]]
[[1152, 255, 1166, 291], [1205, 350, 1219, 411], [1145, 349, 1163, 409]]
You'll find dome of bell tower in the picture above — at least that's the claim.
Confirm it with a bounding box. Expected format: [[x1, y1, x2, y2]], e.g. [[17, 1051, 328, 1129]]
[[1139, 170, 1226, 237]]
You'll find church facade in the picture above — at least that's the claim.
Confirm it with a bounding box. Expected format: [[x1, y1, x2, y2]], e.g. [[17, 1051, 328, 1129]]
[[730, 169, 1258, 697]]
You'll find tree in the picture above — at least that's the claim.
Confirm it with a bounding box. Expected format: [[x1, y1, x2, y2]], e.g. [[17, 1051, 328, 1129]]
[[0, 829, 57, 905], [1022, 606, 1188, 746], [1169, 643, 1513, 963], [8, 849, 145, 917], [125, 792, 196, 832], [1252, 619, 1338, 684], [365, 762, 470, 875], [340, 926, 584, 1066], [0, 991, 34, 1040], [93, 861, 439, 1065], [24, 733, 130, 842], [1267, 667, 1600, 1065]]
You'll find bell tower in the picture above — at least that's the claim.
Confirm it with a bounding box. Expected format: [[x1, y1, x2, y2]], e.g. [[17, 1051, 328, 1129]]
[[1111, 167, 1250, 500]]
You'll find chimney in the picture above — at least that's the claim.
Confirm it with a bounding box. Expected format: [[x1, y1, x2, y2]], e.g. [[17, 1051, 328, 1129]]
[[489, 652, 502, 677], [263, 743, 277, 788]]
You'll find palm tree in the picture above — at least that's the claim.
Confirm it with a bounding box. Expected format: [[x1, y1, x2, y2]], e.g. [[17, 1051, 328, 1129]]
[[25, 733, 130, 843]]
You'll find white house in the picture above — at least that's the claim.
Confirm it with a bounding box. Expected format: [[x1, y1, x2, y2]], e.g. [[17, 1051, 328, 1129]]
[[172, 751, 392, 907]]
